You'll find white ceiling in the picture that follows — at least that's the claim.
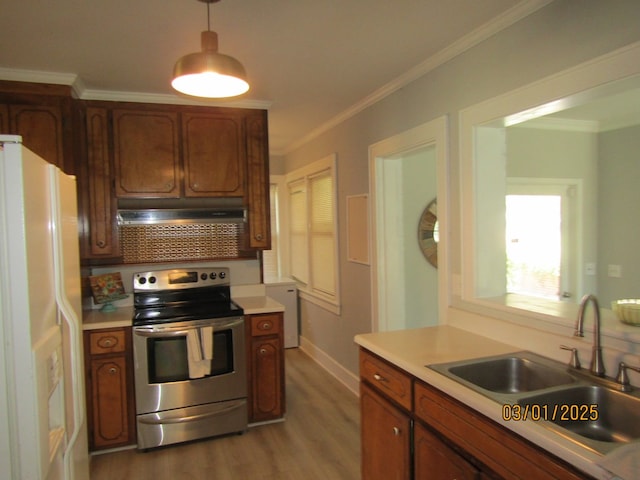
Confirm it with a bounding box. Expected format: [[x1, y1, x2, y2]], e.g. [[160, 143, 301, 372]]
[[0, 0, 548, 154]]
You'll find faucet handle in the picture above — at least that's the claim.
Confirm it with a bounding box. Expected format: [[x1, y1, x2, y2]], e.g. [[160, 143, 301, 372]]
[[560, 345, 581, 369], [615, 362, 640, 392]]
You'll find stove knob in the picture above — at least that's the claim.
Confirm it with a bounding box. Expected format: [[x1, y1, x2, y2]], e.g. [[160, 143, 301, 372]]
[[219, 271, 226, 279], [149, 276, 156, 284], [201, 273, 208, 281], [210, 272, 217, 280], [139, 277, 147, 285]]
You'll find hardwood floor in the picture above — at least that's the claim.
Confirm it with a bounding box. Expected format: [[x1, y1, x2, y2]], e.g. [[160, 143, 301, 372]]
[[89, 348, 361, 480]]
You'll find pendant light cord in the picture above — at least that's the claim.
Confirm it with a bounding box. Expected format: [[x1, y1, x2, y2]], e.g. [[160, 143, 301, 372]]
[[206, 1, 211, 32]]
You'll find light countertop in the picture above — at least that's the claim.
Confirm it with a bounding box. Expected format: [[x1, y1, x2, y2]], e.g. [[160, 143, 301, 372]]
[[82, 306, 133, 330], [233, 296, 285, 315], [82, 293, 285, 330], [355, 325, 623, 480]]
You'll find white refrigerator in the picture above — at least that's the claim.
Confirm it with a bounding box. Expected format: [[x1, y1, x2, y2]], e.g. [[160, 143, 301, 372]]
[[0, 135, 90, 480]]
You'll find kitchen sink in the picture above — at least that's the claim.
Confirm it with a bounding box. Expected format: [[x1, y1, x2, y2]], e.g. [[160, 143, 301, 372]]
[[428, 352, 640, 454], [447, 356, 575, 394], [518, 385, 640, 443], [429, 351, 576, 396]]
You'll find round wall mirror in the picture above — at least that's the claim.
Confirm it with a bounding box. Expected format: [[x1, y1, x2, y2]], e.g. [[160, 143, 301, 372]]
[[418, 198, 439, 268]]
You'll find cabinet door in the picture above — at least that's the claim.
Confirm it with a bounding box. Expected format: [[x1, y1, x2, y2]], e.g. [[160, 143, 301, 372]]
[[0, 104, 7, 132], [83, 107, 119, 257], [89, 356, 130, 449], [113, 109, 180, 197], [9, 104, 65, 170], [245, 111, 270, 248], [360, 383, 411, 480], [182, 111, 245, 197], [415, 422, 480, 480], [250, 336, 284, 422]]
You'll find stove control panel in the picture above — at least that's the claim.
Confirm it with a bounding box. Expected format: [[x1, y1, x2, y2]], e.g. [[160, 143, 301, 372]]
[[133, 268, 230, 291]]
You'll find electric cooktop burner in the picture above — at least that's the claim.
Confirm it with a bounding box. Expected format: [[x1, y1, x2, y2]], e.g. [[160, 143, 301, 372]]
[[132, 268, 243, 326]]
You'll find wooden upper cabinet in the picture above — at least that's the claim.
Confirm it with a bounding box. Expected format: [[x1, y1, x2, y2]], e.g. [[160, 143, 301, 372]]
[[245, 111, 271, 249], [83, 107, 119, 258], [9, 104, 66, 171], [0, 104, 7, 132], [182, 112, 245, 197], [112, 109, 180, 198]]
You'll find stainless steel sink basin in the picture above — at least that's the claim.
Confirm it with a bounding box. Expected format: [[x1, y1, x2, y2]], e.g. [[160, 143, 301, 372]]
[[428, 351, 640, 455], [447, 356, 575, 394], [518, 385, 640, 443]]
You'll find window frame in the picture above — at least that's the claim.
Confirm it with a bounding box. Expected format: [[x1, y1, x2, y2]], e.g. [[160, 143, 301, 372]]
[[285, 153, 340, 314]]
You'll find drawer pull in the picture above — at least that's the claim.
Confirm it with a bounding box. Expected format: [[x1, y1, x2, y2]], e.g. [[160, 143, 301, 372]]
[[393, 427, 400, 436], [261, 322, 271, 330], [373, 373, 387, 382], [97, 336, 117, 348]]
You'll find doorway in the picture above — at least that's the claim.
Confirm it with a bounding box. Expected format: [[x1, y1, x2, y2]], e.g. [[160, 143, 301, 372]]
[[368, 117, 448, 332]]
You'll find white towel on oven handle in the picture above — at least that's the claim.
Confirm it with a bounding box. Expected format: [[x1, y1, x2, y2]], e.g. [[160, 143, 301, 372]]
[[186, 328, 209, 378]]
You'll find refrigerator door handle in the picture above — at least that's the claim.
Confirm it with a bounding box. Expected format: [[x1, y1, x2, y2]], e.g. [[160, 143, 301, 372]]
[[49, 165, 84, 480]]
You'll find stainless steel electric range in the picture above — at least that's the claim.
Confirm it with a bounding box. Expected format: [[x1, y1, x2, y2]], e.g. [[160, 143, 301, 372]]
[[131, 267, 247, 449]]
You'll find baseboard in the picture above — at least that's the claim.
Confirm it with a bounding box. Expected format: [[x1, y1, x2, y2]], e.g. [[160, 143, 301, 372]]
[[298, 336, 360, 397]]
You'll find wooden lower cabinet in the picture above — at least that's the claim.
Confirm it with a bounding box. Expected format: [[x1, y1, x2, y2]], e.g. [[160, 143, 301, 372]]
[[359, 348, 592, 480], [84, 327, 136, 451], [414, 422, 479, 480], [246, 312, 285, 422], [361, 383, 411, 480]]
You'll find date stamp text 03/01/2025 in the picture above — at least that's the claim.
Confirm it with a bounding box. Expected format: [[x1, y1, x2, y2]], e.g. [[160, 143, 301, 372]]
[[502, 404, 599, 422]]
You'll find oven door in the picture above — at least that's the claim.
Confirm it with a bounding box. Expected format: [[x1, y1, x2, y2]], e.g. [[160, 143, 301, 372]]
[[133, 316, 246, 415]]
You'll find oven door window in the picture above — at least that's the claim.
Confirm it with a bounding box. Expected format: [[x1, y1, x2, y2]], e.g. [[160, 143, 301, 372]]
[[147, 329, 234, 383]]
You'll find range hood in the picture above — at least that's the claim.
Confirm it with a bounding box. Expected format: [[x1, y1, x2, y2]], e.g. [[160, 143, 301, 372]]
[[117, 208, 246, 225]]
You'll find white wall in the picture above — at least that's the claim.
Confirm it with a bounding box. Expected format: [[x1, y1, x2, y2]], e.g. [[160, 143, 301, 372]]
[[283, 0, 640, 378], [598, 124, 640, 304]]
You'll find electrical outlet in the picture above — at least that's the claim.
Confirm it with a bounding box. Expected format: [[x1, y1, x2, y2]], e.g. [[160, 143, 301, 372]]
[[608, 264, 622, 278]]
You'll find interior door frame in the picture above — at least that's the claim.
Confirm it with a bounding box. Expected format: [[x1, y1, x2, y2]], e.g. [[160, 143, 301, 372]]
[[368, 116, 449, 332]]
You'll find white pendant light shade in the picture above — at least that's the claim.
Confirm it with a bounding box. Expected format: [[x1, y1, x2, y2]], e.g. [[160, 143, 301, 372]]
[[171, 3, 249, 98]]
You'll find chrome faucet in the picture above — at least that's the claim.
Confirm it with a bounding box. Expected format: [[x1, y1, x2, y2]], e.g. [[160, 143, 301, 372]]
[[574, 294, 605, 377]]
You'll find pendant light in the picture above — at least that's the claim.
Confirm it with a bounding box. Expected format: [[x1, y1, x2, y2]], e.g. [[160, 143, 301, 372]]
[[172, 0, 249, 98]]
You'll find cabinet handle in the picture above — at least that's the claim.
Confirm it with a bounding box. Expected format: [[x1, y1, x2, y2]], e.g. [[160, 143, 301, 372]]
[[393, 427, 400, 436], [97, 336, 117, 348], [255, 233, 263, 241], [108, 367, 117, 375], [259, 348, 267, 355], [373, 373, 387, 382], [96, 240, 106, 248]]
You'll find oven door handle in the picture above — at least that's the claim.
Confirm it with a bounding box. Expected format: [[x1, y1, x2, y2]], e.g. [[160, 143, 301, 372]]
[[133, 328, 191, 338], [138, 401, 245, 425]]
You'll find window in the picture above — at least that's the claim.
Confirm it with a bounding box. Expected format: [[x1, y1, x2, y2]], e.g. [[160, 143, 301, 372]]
[[286, 154, 340, 313], [262, 182, 281, 279], [505, 179, 579, 301]]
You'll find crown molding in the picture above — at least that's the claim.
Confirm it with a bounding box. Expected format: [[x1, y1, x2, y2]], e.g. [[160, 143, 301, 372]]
[[0, 67, 271, 109], [78, 88, 272, 109], [0, 67, 78, 87], [283, 0, 553, 155], [512, 117, 600, 132]]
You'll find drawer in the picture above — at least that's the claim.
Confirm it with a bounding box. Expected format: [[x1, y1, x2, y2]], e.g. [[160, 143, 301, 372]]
[[250, 313, 282, 336], [359, 349, 412, 411], [89, 329, 126, 355]]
